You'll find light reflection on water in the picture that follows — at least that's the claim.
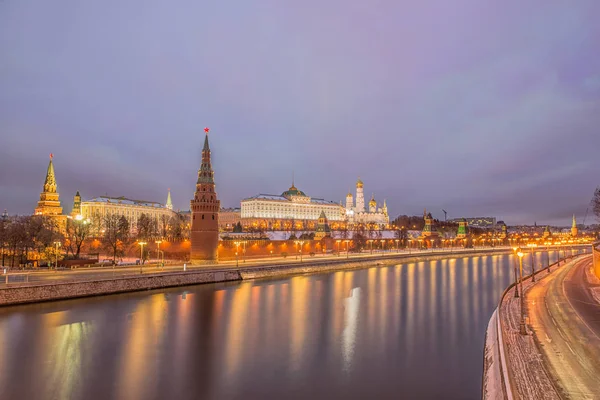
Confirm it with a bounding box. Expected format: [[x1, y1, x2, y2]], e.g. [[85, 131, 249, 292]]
[[0, 251, 584, 400]]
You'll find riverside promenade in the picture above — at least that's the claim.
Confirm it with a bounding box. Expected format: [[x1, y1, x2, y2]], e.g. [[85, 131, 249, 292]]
[[483, 250, 600, 400], [0, 246, 515, 307]]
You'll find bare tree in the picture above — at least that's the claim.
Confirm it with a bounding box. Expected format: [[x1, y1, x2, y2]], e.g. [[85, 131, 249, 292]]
[[103, 215, 130, 264], [136, 213, 156, 241], [65, 217, 91, 259], [592, 187, 600, 221]]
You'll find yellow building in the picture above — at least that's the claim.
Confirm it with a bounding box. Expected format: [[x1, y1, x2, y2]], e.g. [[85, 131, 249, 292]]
[[240, 182, 345, 231], [79, 192, 177, 233]]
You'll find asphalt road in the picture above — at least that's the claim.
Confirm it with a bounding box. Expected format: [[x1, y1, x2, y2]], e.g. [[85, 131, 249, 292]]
[[527, 257, 600, 399]]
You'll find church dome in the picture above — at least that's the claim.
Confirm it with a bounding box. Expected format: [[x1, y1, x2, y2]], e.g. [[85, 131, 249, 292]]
[[356, 178, 364, 188], [369, 196, 377, 207], [346, 192, 353, 198], [282, 184, 306, 198]]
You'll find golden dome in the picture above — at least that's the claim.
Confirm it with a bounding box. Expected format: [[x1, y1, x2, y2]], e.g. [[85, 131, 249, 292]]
[[346, 192, 353, 198], [369, 196, 376, 206], [356, 178, 363, 188]]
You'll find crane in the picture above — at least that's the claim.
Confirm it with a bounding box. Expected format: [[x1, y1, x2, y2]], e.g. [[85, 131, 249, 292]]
[[442, 209, 447, 221], [583, 208, 589, 226]]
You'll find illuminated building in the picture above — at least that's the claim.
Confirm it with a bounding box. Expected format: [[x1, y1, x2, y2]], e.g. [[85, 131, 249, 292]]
[[34, 154, 67, 229], [71, 191, 82, 217], [314, 210, 332, 240], [421, 210, 438, 238], [571, 215, 578, 237], [345, 178, 389, 228], [456, 218, 468, 239], [240, 181, 345, 231], [79, 193, 177, 231], [219, 208, 241, 231], [190, 128, 220, 263]]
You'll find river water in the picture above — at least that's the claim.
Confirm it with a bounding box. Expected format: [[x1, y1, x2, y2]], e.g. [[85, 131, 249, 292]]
[[0, 251, 575, 400]]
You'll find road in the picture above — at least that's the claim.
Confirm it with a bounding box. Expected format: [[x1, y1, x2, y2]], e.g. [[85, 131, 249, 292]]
[[527, 257, 600, 399], [0, 246, 515, 287]]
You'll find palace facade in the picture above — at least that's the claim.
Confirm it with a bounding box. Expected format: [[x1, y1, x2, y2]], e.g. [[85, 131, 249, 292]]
[[79, 192, 177, 233], [240, 178, 389, 231], [241, 183, 345, 231]]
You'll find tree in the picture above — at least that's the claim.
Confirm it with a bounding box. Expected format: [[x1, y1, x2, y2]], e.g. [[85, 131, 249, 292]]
[[592, 187, 600, 221], [352, 224, 367, 252], [158, 214, 170, 239], [136, 213, 156, 241], [169, 215, 184, 240], [103, 215, 130, 264], [232, 222, 243, 233], [65, 217, 91, 259]]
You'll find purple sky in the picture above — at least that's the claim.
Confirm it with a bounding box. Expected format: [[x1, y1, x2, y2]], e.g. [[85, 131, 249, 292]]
[[1, 1, 599, 225]]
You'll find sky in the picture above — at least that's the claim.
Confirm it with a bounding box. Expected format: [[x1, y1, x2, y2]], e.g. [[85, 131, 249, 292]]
[[1, 1, 599, 226]]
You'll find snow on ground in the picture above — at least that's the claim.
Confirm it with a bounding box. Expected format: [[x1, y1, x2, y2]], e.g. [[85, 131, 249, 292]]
[[500, 275, 561, 399], [482, 309, 503, 400], [584, 263, 600, 305]]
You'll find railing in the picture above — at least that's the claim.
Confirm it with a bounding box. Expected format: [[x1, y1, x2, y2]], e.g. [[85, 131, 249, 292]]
[[489, 249, 584, 399]]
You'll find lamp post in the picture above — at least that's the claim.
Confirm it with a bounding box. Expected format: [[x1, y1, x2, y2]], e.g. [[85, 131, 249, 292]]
[[517, 250, 527, 335], [395, 239, 399, 253], [512, 247, 519, 298], [368, 239, 373, 254], [155, 240, 162, 266], [53, 241, 61, 269], [345, 239, 349, 259], [295, 240, 305, 262], [234, 241, 240, 267], [336, 240, 341, 256], [380, 239, 385, 253], [138, 241, 147, 273], [527, 243, 537, 282]]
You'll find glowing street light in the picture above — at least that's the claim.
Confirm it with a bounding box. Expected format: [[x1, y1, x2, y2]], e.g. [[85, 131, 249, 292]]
[[517, 250, 527, 335], [138, 241, 147, 273], [294, 240, 305, 262], [53, 241, 61, 269], [368, 239, 374, 254], [234, 241, 240, 267], [344, 239, 350, 259], [512, 247, 519, 298], [155, 240, 162, 266], [527, 243, 538, 282]]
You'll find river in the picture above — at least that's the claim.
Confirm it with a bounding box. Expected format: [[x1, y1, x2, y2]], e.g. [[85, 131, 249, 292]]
[[0, 251, 579, 399]]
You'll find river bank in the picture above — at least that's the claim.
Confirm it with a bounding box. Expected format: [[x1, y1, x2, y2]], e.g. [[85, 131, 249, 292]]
[[0, 248, 515, 307]]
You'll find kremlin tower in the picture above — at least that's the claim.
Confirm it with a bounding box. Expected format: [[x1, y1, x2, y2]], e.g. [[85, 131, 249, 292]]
[[571, 214, 578, 237], [355, 178, 365, 212], [35, 154, 66, 230], [190, 128, 220, 263], [166, 189, 173, 210], [71, 191, 82, 217]]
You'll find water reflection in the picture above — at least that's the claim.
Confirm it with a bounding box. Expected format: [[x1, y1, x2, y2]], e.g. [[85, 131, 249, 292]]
[[0, 254, 521, 400]]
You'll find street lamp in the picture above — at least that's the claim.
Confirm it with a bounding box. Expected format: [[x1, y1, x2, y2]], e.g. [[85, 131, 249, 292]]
[[155, 240, 162, 266], [344, 239, 350, 259], [512, 247, 519, 298], [294, 240, 305, 262], [527, 243, 538, 282], [395, 239, 399, 253], [138, 241, 147, 273], [368, 239, 373, 254], [517, 250, 527, 335], [336, 240, 341, 256], [234, 241, 240, 267], [53, 241, 61, 269]]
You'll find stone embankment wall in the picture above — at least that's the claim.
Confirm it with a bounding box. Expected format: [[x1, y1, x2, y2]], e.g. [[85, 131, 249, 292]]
[[1, 248, 512, 307], [0, 270, 241, 306]]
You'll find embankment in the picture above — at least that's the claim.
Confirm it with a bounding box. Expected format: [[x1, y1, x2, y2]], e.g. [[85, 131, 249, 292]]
[[1, 248, 511, 307]]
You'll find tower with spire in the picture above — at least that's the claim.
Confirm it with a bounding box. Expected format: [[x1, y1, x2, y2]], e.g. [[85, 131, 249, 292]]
[[571, 214, 578, 237], [355, 178, 365, 212], [35, 154, 63, 217], [190, 128, 220, 263], [166, 189, 173, 211], [369, 194, 377, 213], [71, 191, 82, 217]]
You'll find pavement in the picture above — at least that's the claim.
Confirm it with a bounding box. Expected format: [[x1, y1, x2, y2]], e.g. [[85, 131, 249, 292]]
[[527, 256, 600, 399], [0, 246, 513, 287]]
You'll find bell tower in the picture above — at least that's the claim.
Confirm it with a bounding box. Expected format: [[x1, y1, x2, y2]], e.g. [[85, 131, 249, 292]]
[[190, 127, 220, 263]]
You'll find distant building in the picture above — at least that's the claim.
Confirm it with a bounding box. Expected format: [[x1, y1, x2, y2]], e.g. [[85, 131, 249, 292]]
[[219, 208, 241, 231], [571, 215, 578, 237], [449, 216, 496, 228], [344, 178, 389, 228]]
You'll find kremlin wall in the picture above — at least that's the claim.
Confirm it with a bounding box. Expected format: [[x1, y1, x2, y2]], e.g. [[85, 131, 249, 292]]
[[26, 129, 593, 268]]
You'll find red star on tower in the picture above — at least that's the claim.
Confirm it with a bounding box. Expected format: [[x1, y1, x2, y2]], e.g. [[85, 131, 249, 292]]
[[204, 127, 210, 134]]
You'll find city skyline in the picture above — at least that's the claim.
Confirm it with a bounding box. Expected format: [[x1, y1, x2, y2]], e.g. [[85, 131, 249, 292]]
[[1, 1, 599, 225]]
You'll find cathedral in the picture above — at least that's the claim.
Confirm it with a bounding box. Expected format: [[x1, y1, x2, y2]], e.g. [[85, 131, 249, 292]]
[[345, 178, 389, 228]]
